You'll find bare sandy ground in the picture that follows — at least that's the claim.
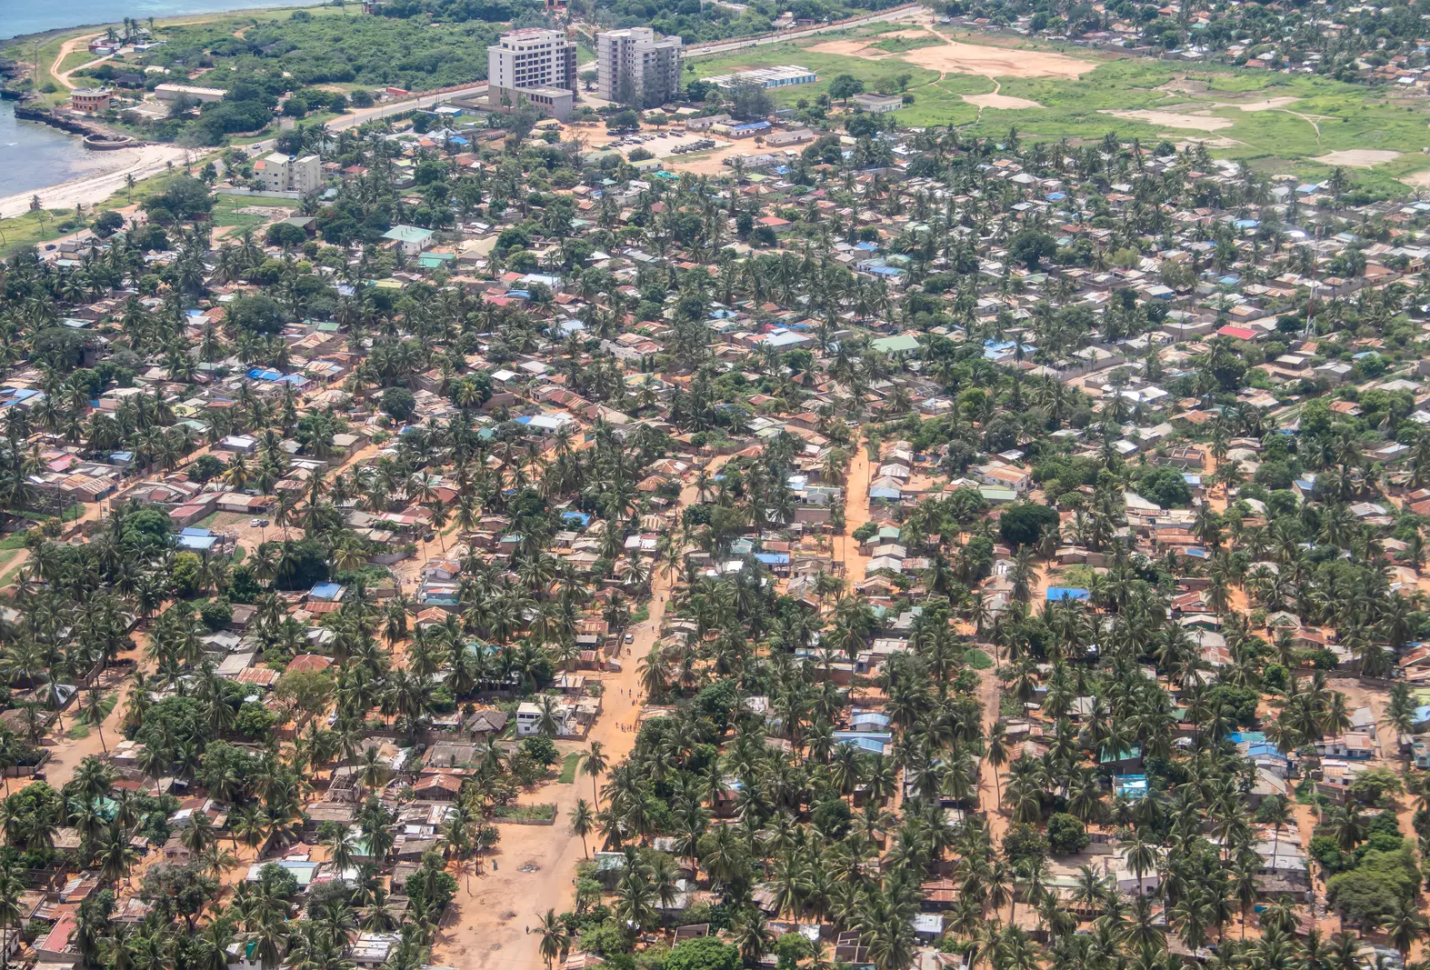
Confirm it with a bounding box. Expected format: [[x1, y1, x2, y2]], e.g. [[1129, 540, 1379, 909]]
[[809, 38, 888, 57], [902, 36, 1093, 78], [808, 33, 1093, 79], [52, 33, 104, 90], [1229, 97, 1302, 111], [963, 92, 1043, 110], [1101, 108, 1233, 131], [619, 131, 734, 159], [1157, 77, 1208, 94], [1312, 149, 1401, 168], [1400, 169, 1430, 188], [0, 144, 190, 219], [662, 141, 769, 176]]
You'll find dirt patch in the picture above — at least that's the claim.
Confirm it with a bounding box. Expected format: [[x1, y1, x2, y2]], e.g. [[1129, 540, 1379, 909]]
[[962, 92, 1043, 110], [1399, 169, 1430, 189], [1224, 96, 1301, 111], [1102, 109, 1232, 131], [809, 39, 878, 56], [901, 38, 1093, 78], [1157, 77, 1208, 94], [661, 140, 777, 176], [809, 33, 1093, 78], [1312, 149, 1400, 168]]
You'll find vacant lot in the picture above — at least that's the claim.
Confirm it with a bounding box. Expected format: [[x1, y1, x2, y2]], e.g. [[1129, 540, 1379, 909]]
[[964, 92, 1043, 110], [1102, 109, 1234, 131], [1312, 149, 1402, 168], [692, 25, 1430, 182], [809, 31, 1093, 79]]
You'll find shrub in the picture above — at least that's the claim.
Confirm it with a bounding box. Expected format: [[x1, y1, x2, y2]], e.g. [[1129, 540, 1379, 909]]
[[998, 502, 1059, 548], [200, 598, 233, 631], [380, 387, 416, 422], [666, 937, 741, 970], [1047, 813, 1089, 855]]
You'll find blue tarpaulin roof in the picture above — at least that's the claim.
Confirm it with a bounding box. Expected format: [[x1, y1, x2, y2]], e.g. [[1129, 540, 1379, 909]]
[[1046, 587, 1091, 601]]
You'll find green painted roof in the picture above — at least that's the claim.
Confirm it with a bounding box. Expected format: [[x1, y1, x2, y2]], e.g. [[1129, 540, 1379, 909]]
[[382, 225, 434, 243], [872, 334, 919, 354]]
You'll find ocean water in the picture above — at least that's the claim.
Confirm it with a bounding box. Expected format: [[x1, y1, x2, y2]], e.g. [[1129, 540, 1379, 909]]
[[0, 0, 322, 201], [2, 0, 323, 42], [0, 101, 97, 198]]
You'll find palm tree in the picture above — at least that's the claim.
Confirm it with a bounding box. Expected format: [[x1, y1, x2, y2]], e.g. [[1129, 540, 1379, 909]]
[[0, 859, 24, 970], [537, 908, 569, 969], [1389, 896, 1428, 958], [582, 742, 609, 811], [985, 720, 1009, 809], [570, 799, 595, 858]]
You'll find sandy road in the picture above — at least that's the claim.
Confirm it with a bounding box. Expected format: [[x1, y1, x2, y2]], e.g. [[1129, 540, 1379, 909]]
[[51, 33, 105, 91], [429, 456, 731, 970]]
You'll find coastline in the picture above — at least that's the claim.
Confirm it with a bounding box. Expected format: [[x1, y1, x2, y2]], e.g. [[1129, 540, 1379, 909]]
[[0, 143, 189, 219], [0, 1, 328, 225], [0, 0, 327, 45]]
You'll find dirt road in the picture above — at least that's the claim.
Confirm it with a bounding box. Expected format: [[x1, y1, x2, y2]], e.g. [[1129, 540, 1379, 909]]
[[429, 458, 729, 970], [52, 34, 110, 90]]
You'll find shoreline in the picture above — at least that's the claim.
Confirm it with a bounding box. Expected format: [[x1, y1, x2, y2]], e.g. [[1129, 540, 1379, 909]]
[[0, 142, 190, 219], [0, 0, 327, 45], [0, 1, 331, 218]]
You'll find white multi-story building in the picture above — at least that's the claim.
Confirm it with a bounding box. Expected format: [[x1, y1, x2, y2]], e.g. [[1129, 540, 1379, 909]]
[[253, 153, 322, 196], [596, 28, 683, 107], [487, 28, 578, 120]]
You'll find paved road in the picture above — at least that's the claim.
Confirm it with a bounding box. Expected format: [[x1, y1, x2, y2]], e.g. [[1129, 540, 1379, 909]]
[[686, 5, 924, 58], [245, 83, 489, 153]]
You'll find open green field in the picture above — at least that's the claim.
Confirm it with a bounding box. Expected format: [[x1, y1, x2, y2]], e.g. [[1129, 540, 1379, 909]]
[[693, 44, 943, 110], [693, 26, 1430, 190], [210, 194, 299, 230]]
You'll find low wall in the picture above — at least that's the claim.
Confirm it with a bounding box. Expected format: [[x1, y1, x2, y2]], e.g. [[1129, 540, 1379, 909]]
[[84, 133, 136, 151]]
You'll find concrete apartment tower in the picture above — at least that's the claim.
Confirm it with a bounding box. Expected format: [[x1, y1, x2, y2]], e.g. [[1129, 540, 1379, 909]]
[[487, 28, 578, 120], [254, 153, 322, 195], [596, 28, 683, 108]]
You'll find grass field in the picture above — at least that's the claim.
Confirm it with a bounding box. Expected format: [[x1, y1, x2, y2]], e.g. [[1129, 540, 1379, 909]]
[[0, 170, 189, 259], [694, 45, 942, 109], [558, 752, 581, 783], [692, 26, 1430, 188], [210, 195, 299, 231]]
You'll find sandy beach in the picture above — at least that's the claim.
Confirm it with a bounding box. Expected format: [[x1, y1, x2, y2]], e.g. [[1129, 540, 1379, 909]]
[[0, 143, 190, 219]]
